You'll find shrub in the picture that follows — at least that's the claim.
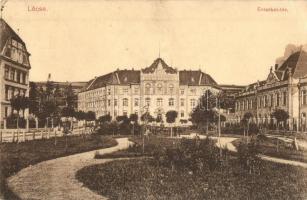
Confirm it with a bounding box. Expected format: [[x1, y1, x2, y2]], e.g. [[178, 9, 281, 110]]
[[237, 139, 263, 174]]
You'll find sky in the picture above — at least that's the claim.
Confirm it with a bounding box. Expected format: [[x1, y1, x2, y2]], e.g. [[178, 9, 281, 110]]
[[3, 0, 307, 85]]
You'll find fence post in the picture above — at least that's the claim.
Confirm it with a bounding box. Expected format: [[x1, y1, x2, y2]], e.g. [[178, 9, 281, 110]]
[[23, 130, 26, 142], [41, 130, 44, 139], [16, 130, 19, 143], [33, 131, 35, 140], [12, 131, 15, 143], [0, 130, 2, 143]]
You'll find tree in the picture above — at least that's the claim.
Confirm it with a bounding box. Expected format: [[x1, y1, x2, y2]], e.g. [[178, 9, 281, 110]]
[[271, 109, 289, 130], [29, 82, 39, 116], [166, 110, 178, 137], [45, 80, 54, 101], [129, 113, 138, 135], [241, 112, 253, 138], [86, 111, 96, 121], [98, 114, 112, 125], [64, 84, 75, 108], [10, 95, 29, 129], [141, 112, 154, 123]]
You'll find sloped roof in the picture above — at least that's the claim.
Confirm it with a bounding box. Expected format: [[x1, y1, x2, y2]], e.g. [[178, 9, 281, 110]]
[[142, 58, 177, 74], [117, 70, 140, 84], [179, 70, 218, 86], [85, 70, 141, 91], [278, 50, 307, 79], [0, 19, 26, 53]]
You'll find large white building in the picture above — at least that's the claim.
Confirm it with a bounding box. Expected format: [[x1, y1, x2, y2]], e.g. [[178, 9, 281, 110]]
[[0, 19, 31, 128], [78, 58, 221, 124]]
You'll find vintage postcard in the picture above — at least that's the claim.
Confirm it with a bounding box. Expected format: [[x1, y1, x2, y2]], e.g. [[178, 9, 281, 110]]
[[1, 0, 307, 199]]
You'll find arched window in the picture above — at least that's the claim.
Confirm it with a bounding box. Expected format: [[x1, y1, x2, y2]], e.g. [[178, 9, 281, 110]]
[[169, 98, 174, 106], [145, 83, 151, 95], [157, 83, 163, 94]]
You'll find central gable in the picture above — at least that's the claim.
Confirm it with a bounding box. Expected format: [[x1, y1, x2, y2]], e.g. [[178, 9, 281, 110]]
[[141, 58, 177, 74], [266, 70, 279, 84]]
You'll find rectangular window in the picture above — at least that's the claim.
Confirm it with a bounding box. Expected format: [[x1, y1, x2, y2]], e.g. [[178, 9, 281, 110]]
[[5, 86, 9, 100], [4, 66, 9, 79], [302, 90, 307, 105], [10, 69, 15, 80], [157, 98, 163, 106], [123, 98, 128, 106], [145, 98, 150, 106], [134, 98, 139, 107], [123, 110, 128, 116], [180, 89, 184, 95], [180, 99, 185, 107], [123, 88, 128, 94], [17, 71, 21, 83], [276, 93, 280, 107], [5, 107, 8, 117], [114, 99, 117, 106], [181, 111, 184, 118], [270, 94, 274, 107], [108, 99, 111, 106], [169, 98, 174, 106], [107, 89, 111, 95], [190, 99, 196, 107], [283, 91, 287, 105]]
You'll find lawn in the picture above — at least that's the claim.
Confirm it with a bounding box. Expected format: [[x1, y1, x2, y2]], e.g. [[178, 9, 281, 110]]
[[76, 158, 307, 200], [78, 135, 307, 199], [0, 134, 117, 200], [233, 135, 307, 163]]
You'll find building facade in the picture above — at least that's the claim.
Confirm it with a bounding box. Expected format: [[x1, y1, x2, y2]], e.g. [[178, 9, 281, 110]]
[[78, 58, 221, 124], [0, 19, 31, 128], [235, 50, 307, 131]]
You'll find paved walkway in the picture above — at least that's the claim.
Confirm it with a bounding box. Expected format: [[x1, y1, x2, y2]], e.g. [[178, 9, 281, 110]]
[[7, 138, 132, 200]]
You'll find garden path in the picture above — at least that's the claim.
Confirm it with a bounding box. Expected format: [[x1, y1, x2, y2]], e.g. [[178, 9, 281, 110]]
[[7, 138, 132, 200], [181, 134, 307, 168]]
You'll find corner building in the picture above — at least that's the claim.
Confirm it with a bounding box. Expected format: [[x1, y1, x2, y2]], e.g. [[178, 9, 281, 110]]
[[0, 19, 31, 128], [78, 58, 220, 124], [235, 50, 307, 131]]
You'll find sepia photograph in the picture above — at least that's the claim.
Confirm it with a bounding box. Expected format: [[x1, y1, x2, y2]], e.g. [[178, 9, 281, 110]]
[[1, 0, 307, 199]]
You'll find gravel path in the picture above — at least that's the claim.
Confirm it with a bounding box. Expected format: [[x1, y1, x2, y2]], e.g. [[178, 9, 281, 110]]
[[7, 138, 132, 200]]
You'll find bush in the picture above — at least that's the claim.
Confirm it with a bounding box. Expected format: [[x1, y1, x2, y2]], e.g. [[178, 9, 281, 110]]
[[237, 139, 263, 174]]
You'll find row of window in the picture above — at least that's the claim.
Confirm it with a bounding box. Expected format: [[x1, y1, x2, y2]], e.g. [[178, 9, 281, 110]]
[[4, 65, 28, 84], [85, 98, 198, 108], [4, 85, 26, 101], [236, 91, 287, 111], [4, 39, 29, 65]]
